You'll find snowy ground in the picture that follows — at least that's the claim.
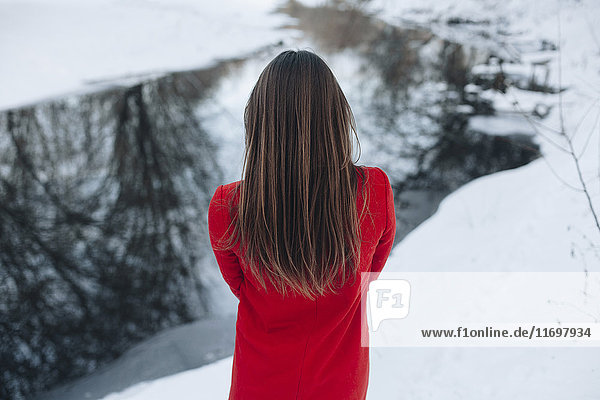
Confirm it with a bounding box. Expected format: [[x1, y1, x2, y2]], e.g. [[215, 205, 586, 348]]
[[8, 0, 600, 398]]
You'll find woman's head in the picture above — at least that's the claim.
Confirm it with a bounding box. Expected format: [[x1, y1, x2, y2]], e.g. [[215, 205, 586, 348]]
[[244, 49, 358, 175], [226, 49, 367, 299]]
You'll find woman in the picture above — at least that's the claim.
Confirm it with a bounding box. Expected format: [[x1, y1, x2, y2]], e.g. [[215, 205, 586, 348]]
[[208, 49, 395, 400]]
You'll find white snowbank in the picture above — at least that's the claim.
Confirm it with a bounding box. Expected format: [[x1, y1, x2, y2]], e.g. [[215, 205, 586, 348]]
[[100, 356, 233, 400]]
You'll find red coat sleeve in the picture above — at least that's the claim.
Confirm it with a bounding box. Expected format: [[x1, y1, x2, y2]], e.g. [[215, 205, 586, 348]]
[[370, 167, 396, 277], [208, 185, 243, 300]]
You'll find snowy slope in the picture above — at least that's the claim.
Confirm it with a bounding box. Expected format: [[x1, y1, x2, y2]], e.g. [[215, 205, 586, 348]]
[[100, 356, 233, 400]]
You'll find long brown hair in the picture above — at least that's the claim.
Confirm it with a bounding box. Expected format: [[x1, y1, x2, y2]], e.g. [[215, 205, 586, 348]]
[[222, 49, 368, 299]]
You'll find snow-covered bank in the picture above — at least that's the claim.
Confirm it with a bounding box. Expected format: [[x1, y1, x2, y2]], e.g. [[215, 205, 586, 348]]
[[0, 0, 297, 110], [100, 356, 233, 400], [389, 157, 600, 272]]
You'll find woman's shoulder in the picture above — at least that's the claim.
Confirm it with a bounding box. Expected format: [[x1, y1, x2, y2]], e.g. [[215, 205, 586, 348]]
[[210, 180, 241, 205], [208, 181, 241, 229], [221, 180, 242, 196], [357, 165, 391, 187]]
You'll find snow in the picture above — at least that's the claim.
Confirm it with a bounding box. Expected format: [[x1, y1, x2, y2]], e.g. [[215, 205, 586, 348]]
[[471, 61, 532, 77], [479, 86, 558, 113], [0, 0, 298, 111], [100, 356, 233, 400], [388, 157, 600, 272], [468, 114, 536, 135], [99, 346, 600, 399]]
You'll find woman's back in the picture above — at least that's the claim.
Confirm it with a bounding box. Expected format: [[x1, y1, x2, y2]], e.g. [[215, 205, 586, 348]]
[[208, 165, 395, 399]]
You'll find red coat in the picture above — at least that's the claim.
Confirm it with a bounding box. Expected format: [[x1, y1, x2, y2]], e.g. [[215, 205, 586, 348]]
[[208, 166, 396, 400]]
